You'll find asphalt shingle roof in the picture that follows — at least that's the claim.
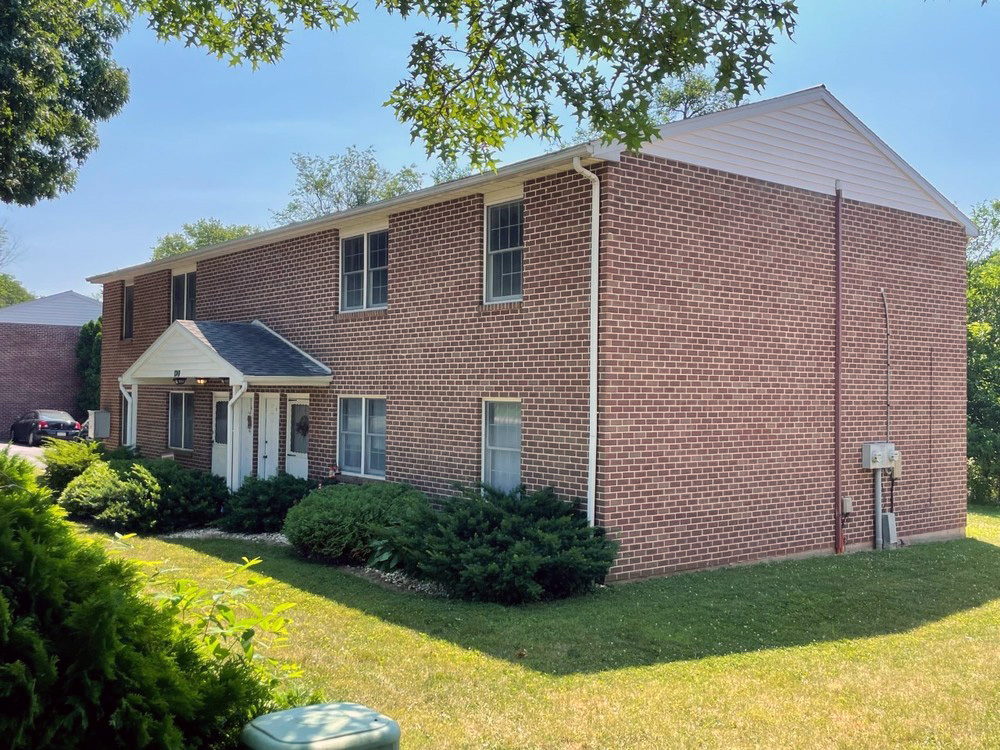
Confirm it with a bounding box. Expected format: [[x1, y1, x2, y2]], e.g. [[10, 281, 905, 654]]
[[178, 320, 330, 378]]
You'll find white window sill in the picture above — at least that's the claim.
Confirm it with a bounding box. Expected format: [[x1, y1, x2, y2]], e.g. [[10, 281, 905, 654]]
[[339, 306, 388, 315]]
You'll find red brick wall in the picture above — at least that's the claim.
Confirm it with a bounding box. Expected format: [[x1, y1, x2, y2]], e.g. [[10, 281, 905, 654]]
[[98, 154, 967, 581], [598, 154, 967, 580], [0, 322, 85, 432]]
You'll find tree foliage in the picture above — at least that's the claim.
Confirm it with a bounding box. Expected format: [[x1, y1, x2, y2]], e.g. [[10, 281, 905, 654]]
[[0, 1, 129, 206], [151, 218, 260, 260], [75, 318, 102, 414], [109, 0, 797, 168], [273, 147, 423, 224], [967, 199, 1000, 503]]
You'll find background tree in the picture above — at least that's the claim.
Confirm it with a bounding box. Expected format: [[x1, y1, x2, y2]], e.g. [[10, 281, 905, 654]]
[[151, 218, 260, 260], [0, 226, 33, 308], [967, 198, 1000, 504], [273, 147, 422, 224], [968, 199, 1000, 264], [75, 318, 102, 415], [0, 2, 129, 205], [106, 0, 797, 169], [559, 67, 737, 146]]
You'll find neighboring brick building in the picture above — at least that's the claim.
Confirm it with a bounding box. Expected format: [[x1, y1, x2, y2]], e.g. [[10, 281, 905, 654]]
[[89, 87, 974, 580], [0, 291, 102, 434]]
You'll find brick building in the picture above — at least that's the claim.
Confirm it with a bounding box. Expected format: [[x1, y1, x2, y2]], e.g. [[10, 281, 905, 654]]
[[89, 87, 973, 580], [0, 291, 102, 434]]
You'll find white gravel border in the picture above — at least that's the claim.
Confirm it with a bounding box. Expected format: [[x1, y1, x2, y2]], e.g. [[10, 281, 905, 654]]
[[159, 527, 447, 597], [161, 527, 291, 546]]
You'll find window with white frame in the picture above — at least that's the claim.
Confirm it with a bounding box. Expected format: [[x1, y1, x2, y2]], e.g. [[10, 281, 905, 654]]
[[168, 392, 194, 450], [338, 397, 385, 477], [122, 283, 134, 339], [482, 400, 521, 491], [171, 271, 196, 322], [121, 392, 130, 446], [341, 230, 388, 311], [485, 200, 523, 303]]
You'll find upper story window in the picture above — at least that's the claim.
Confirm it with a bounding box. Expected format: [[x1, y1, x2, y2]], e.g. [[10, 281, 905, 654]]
[[485, 200, 523, 303], [341, 230, 388, 312], [171, 271, 196, 322], [122, 283, 134, 340]]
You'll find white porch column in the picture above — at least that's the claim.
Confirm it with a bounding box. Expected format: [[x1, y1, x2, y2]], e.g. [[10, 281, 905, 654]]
[[130, 383, 138, 449]]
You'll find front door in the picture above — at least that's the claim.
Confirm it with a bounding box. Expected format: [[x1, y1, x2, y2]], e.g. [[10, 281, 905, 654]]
[[257, 393, 280, 479], [211, 393, 228, 477], [233, 393, 254, 489]]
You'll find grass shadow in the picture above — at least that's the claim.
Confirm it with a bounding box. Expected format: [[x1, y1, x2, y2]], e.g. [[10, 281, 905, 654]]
[[166, 533, 1000, 677]]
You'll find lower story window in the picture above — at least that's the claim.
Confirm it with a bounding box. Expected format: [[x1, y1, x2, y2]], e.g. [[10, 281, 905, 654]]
[[169, 392, 194, 451], [483, 400, 521, 491], [339, 396, 385, 477], [121, 392, 130, 446]]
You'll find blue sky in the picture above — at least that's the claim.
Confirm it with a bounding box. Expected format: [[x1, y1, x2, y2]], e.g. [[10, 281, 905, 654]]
[[2, 0, 997, 296]]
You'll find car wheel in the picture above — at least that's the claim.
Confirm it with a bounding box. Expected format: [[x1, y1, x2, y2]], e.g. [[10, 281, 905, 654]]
[[29, 429, 38, 447]]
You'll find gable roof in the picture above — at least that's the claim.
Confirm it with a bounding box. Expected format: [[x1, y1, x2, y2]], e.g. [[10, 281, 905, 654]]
[[121, 319, 331, 386], [89, 86, 975, 287], [592, 86, 976, 236], [0, 290, 102, 326]]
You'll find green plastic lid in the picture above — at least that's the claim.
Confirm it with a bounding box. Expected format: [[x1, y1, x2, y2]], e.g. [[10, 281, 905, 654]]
[[241, 703, 401, 750]]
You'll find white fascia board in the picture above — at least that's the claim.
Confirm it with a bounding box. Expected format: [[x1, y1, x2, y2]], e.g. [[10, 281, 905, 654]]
[[87, 144, 604, 284], [120, 321, 243, 384]]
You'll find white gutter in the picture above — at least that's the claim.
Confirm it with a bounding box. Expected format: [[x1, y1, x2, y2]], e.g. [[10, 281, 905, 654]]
[[226, 382, 248, 491], [573, 156, 600, 526], [118, 378, 135, 448], [87, 143, 605, 284]]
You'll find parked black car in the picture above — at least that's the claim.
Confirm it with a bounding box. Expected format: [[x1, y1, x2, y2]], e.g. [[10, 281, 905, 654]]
[[9, 410, 82, 446]]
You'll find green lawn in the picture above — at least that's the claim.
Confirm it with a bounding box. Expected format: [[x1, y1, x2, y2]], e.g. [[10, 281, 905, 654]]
[[82, 510, 1000, 749]]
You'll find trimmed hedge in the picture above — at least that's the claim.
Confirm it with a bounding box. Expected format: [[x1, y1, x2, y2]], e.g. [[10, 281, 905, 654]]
[[0, 448, 278, 749], [108, 459, 227, 532], [59, 461, 160, 533], [382, 485, 618, 605], [283, 483, 427, 564], [40, 439, 103, 494], [218, 473, 315, 533]]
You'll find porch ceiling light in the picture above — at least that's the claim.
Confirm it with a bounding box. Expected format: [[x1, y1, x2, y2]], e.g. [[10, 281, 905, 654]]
[[196, 377, 208, 385], [173, 376, 187, 385]]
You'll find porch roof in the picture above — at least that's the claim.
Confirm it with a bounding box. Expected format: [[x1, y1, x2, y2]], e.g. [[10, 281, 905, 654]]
[[120, 319, 332, 387]]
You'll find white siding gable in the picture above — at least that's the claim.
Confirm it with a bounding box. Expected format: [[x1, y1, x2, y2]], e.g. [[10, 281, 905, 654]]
[[122, 324, 241, 383], [594, 87, 975, 234]]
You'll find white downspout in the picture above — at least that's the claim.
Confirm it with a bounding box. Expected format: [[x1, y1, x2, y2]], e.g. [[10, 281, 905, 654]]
[[118, 378, 135, 448], [226, 382, 248, 491], [573, 156, 600, 526]]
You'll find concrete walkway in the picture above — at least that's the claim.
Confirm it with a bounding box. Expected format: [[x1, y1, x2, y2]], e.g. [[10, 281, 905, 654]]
[[5, 442, 45, 469]]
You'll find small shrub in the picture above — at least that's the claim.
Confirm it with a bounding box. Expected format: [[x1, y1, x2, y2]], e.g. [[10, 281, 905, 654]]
[[60, 462, 161, 533], [383, 485, 619, 605], [108, 459, 227, 532], [0, 449, 281, 749], [98, 443, 137, 461], [218, 473, 316, 533], [283, 483, 427, 564], [40, 438, 103, 493]]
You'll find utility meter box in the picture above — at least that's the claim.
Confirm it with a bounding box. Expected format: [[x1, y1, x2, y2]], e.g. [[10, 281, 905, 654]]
[[861, 442, 896, 470], [241, 703, 400, 750], [87, 409, 110, 440]]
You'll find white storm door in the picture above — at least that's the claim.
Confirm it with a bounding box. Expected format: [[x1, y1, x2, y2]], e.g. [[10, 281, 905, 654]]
[[211, 393, 229, 477], [234, 393, 255, 489], [257, 393, 280, 479], [285, 396, 309, 479]]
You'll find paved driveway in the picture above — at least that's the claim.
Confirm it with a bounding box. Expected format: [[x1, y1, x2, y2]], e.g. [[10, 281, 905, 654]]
[[5, 442, 45, 469]]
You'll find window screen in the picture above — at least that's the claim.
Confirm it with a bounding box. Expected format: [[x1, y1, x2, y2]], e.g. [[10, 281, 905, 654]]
[[484, 401, 521, 491]]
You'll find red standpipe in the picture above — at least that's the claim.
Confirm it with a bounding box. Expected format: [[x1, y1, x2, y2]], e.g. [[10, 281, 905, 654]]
[[834, 186, 845, 554]]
